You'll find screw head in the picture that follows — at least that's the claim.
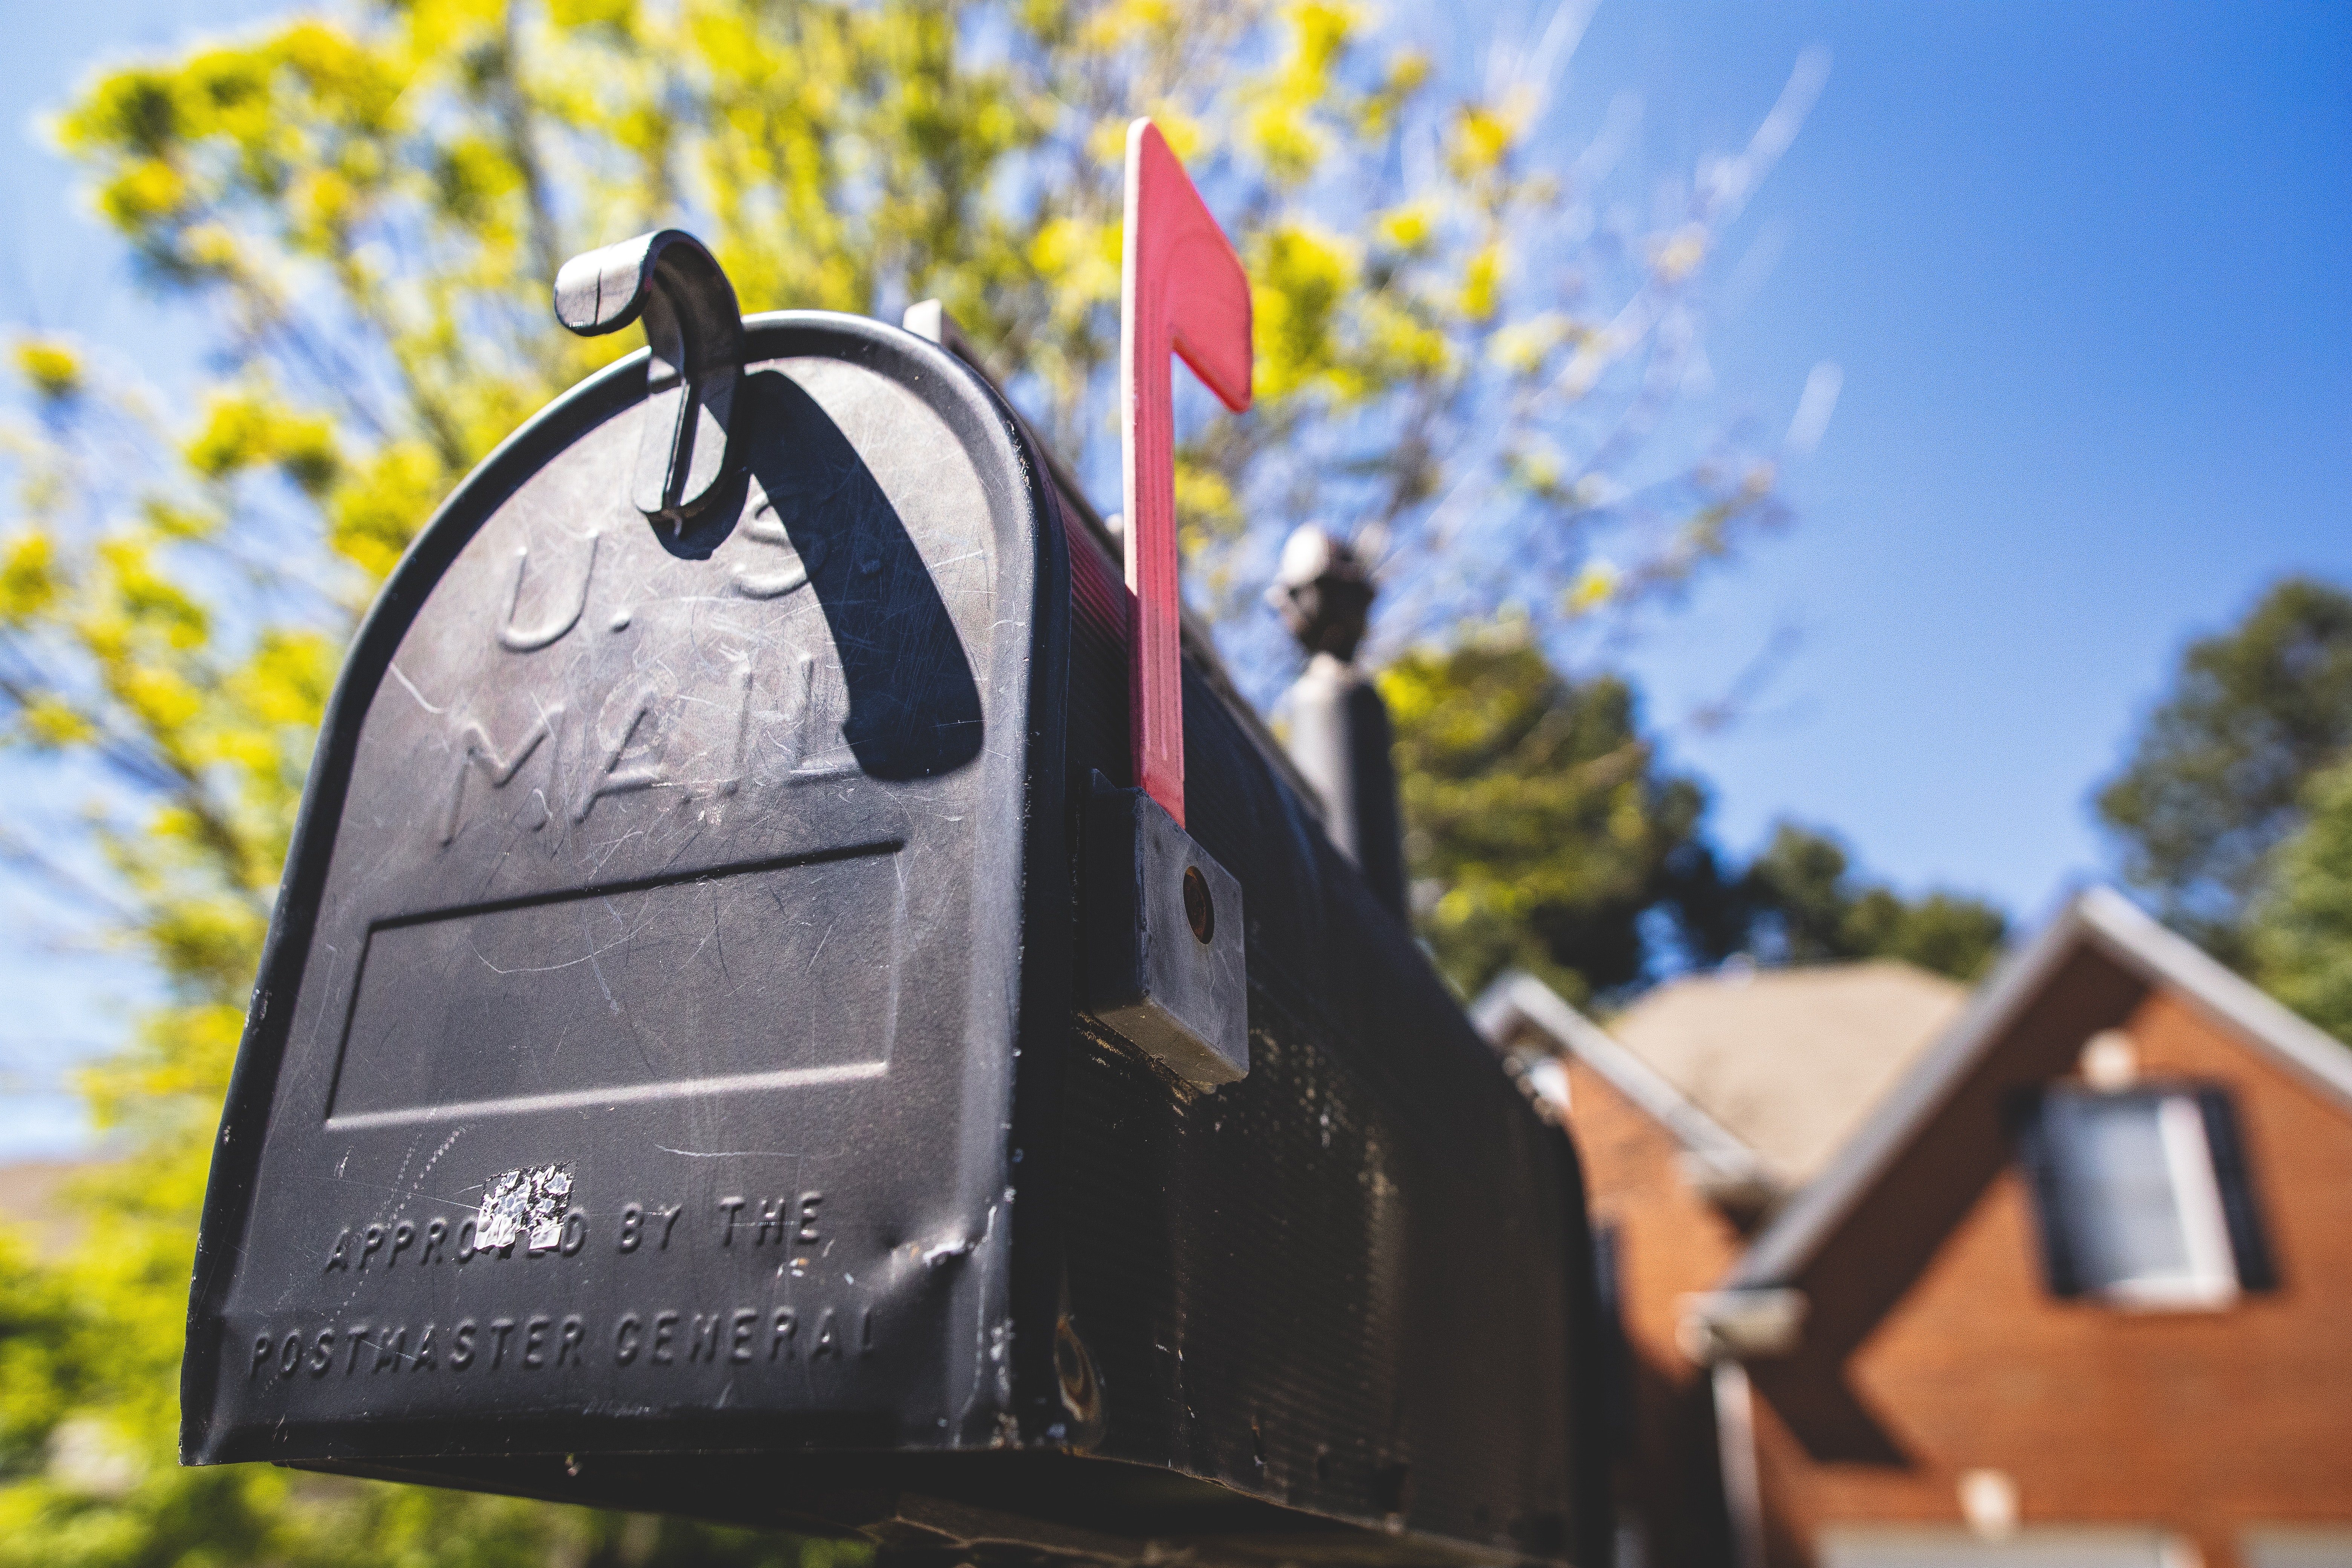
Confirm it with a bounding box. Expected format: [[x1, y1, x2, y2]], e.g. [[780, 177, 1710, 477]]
[[1182, 865, 1215, 943]]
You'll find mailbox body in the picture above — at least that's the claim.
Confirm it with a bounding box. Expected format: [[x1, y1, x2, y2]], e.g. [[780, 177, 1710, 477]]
[[183, 313, 1609, 1565]]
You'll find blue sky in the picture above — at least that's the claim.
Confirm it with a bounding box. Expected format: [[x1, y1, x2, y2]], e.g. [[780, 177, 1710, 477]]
[[1, 1, 2346, 1153], [1559, 1, 2352, 925]]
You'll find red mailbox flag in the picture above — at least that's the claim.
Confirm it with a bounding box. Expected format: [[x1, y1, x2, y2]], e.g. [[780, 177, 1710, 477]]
[[1120, 118, 1253, 828]]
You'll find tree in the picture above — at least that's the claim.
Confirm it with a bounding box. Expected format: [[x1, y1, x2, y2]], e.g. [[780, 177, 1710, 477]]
[[0, 2, 1824, 1562], [2248, 756, 2352, 1046], [2097, 576, 2352, 962], [1739, 821, 2007, 981], [1384, 626, 1713, 1002], [1383, 633, 2007, 1001]]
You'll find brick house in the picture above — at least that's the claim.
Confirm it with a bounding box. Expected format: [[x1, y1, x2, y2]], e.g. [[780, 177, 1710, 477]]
[[1477, 888, 2352, 1568]]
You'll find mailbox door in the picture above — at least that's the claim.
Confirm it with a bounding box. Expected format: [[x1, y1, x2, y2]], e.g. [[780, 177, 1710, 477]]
[[182, 315, 1069, 1467]]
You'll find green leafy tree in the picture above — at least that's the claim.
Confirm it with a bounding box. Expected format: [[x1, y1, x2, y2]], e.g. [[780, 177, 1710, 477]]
[[1740, 821, 2007, 981], [1383, 626, 1712, 1002], [1384, 633, 2008, 999], [0, 1, 1821, 1562], [2098, 576, 2352, 962], [2248, 756, 2352, 1045]]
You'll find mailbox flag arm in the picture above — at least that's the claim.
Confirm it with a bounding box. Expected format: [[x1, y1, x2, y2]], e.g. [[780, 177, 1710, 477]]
[[1120, 120, 1253, 827], [554, 229, 746, 523]]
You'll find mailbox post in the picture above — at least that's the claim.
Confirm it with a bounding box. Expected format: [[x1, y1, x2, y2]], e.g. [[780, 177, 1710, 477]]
[[183, 126, 1612, 1568], [1269, 524, 1408, 919]]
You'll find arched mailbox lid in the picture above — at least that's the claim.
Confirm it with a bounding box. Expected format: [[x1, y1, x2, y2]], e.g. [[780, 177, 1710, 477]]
[[181, 262, 1070, 1465]]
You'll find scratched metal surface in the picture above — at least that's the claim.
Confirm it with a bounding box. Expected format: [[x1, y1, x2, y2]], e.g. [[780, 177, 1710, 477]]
[[183, 316, 1066, 1464]]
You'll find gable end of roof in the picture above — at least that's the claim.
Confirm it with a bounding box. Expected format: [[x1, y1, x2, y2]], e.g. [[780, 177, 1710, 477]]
[[1730, 885, 2352, 1291], [2074, 886, 2352, 1112]]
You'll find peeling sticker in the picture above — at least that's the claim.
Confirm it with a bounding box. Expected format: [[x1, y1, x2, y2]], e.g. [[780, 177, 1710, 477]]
[[478, 1164, 572, 1250]]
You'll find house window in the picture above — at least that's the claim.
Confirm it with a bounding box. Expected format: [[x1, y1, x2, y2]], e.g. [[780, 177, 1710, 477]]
[[2013, 1084, 2275, 1307]]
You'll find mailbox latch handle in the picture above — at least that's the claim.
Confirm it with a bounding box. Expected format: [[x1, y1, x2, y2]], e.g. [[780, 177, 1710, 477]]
[[1120, 121, 1253, 828], [554, 230, 746, 523]]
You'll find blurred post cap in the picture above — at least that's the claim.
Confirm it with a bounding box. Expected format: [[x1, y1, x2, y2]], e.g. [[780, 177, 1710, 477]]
[[1268, 523, 1375, 663]]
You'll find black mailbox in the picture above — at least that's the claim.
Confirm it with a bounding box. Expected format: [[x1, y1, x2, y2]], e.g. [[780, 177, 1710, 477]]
[[184, 213, 1611, 1565]]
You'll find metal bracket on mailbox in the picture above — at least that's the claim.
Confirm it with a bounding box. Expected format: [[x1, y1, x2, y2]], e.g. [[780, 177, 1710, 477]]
[[553, 228, 746, 523], [1081, 773, 1248, 1085]]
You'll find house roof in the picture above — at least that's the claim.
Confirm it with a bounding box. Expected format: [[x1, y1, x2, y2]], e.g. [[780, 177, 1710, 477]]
[[1730, 885, 2352, 1291], [1473, 971, 1766, 1181], [1470, 959, 1965, 1199], [1602, 961, 1968, 1186]]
